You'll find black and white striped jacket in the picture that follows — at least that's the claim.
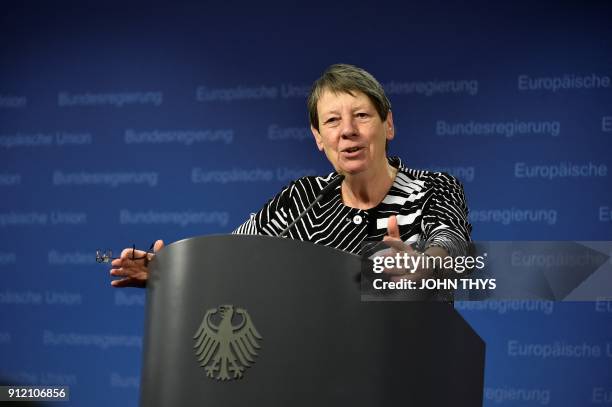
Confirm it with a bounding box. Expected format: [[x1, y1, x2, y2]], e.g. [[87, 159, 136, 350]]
[[233, 157, 471, 256]]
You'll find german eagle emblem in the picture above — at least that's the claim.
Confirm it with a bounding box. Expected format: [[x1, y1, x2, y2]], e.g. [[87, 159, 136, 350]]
[[193, 305, 262, 381]]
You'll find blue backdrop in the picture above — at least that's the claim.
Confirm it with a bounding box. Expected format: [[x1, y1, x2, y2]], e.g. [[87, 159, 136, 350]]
[[1, 2, 611, 406]]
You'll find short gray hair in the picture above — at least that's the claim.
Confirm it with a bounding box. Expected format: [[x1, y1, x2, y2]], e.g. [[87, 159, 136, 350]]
[[307, 64, 391, 131]]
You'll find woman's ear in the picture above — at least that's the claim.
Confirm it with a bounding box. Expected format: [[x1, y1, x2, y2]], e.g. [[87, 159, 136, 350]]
[[385, 110, 395, 141]]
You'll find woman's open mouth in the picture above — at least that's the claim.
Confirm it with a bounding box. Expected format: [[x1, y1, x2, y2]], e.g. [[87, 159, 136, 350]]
[[342, 146, 363, 157]]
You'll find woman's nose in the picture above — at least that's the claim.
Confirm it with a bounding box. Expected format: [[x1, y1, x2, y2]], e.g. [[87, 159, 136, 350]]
[[340, 118, 357, 138]]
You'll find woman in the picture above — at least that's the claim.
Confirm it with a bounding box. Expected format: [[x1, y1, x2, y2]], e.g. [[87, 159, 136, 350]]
[[110, 64, 471, 287]]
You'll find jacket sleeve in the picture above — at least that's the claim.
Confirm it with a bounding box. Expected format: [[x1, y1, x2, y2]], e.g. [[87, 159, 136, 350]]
[[421, 172, 472, 257], [232, 182, 295, 236]]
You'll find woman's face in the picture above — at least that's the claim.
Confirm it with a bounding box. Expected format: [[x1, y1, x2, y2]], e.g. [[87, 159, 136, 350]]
[[311, 89, 394, 176]]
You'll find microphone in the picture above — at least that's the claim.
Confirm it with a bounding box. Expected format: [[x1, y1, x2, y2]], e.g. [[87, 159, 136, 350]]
[[279, 174, 345, 237]]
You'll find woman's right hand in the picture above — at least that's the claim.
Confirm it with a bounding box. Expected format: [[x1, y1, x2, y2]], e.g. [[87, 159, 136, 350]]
[[110, 239, 165, 288]]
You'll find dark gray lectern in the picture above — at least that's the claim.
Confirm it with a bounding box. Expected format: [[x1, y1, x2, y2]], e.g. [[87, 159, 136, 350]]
[[140, 235, 485, 406]]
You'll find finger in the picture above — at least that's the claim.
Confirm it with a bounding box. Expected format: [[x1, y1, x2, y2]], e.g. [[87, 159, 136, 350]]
[[111, 259, 149, 276], [120, 247, 149, 260], [388, 262, 433, 281], [111, 277, 130, 287], [383, 267, 407, 276], [110, 267, 128, 277], [153, 239, 164, 253], [117, 257, 140, 269], [110, 262, 146, 277], [111, 278, 145, 288], [382, 237, 421, 255], [380, 258, 415, 276], [383, 235, 407, 251], [110, 267, 140, 278], [386, 215, 401, 240]]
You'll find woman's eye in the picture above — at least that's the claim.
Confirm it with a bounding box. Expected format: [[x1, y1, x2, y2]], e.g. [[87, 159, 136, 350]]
[[325, 117, 339, 125], [356, 112, 369, 118]]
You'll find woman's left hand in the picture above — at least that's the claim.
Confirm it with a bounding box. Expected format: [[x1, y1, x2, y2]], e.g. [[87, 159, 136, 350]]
[[382, 215, 433, 282]]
